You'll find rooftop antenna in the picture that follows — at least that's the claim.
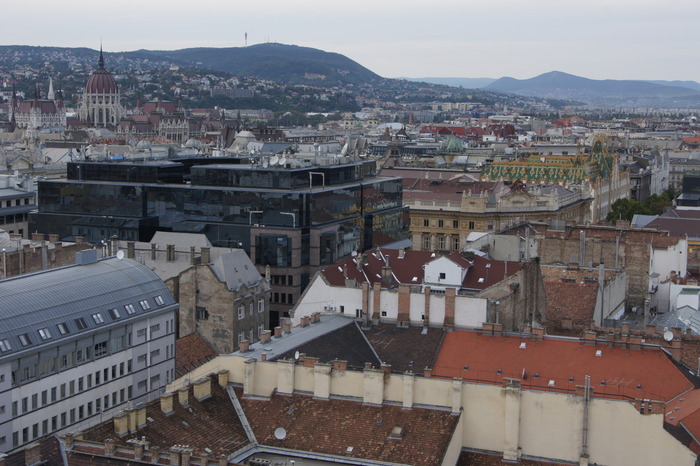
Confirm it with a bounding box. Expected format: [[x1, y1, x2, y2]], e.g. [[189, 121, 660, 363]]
[[245, 32, 248, 47]]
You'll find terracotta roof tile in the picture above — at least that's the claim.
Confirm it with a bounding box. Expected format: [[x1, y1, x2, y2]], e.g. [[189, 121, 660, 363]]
[[176, 333, 218, 376], [364, 323, 445, 372], [241, 392, 459, 466], [544, 281, 598, 330], [81, 379, 249, 458], [433, 330, 694, 402]]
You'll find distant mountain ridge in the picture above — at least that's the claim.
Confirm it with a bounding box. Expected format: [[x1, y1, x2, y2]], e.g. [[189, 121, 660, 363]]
[[482, 71, 700, 108], [400, 77, 497, 89], [130, 43, 383, 86]]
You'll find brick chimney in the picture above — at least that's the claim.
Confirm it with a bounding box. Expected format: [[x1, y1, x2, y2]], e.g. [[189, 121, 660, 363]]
[[239, 340, 250, 352], [127, 241, 135, 259], [301, 316, 310, 327], [48, 233, 59, 243], [24, 442, 42, 465], [260, 330, 271, 343], [274, 326, 282, 338], [331, 359, 348, 371]]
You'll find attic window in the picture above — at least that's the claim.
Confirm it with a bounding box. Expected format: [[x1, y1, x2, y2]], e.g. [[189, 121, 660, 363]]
[[478, 278, 485, 283], [439, 273, 446, 279], [38, 328, 52, 340], [548, 380, 555, 387], [154, 295, 165, 306], [595, 350, 602, 357], [486, 264, 492, 268], [0, 339, 11, 352], [18, 334, 31, 347], [519, 342, 526, 349], [388, 426, 404, 440]]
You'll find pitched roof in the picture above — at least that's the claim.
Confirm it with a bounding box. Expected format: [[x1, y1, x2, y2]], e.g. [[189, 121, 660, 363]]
[[433, 329, 694, 402], [76, 379, 250, 460], [275, 321, 380, 369], [544, 281, 598, 328], [175, 333, 218, 377], [364, 324, 445, 372], [240, 391, 460, 466], [321, 249, 520, 291]]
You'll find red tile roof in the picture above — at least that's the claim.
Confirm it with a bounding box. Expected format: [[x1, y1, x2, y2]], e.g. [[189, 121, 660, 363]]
[[176, 333, 218, 376], [544, 281, 598, 329], [433, 330, 694, 402], [321, 249, 521, 291], [241, 391, 459, 466], [79, 379, 249, 459]]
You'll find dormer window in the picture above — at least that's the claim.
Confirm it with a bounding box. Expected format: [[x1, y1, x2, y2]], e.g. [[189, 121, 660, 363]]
[[439, 272, 446, 280]]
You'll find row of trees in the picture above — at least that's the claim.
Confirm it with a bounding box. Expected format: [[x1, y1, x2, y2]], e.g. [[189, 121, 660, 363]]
[[606, 189, 677, 223]]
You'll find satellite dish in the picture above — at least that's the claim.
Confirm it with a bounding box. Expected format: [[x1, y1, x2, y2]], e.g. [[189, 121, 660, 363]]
[[351, 251, 358, 257], [116, 250, 125, 260], [270, 155, 279, 166], [294, 351, 300, 360], [274, 427, 287, 440], [279, 156, 287, 167], [663, 330, 674, 342], [262, 159, 269, 168]]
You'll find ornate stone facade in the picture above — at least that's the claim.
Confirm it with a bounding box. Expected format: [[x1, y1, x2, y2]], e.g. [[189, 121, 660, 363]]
[[78, 48, 123, 127]]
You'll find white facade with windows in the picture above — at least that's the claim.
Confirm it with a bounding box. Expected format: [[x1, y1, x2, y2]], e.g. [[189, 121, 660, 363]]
[[0, 251, 177, 453]]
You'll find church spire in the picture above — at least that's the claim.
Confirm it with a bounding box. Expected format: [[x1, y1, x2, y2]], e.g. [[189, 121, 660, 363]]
[[98, 44, 105, 69], [47, 77, 55, 100]]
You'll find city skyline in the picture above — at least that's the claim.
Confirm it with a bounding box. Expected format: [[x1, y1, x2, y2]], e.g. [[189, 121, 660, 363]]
[[4, 0, 699, 83]]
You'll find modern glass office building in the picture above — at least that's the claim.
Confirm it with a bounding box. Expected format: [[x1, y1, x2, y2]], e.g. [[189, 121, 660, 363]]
[[30, 157, 408, 321]]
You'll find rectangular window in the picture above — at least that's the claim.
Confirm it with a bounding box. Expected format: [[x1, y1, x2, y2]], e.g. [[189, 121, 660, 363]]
[[422, 235, 430, 250], [150, 324, 160, 333], [18, 334, 31, 346], [137, 380, 147, 389], [238, 305, 245, 320], [468, 221, 475, 229], [31, 394, 37, 410], [453, 220, 459, 228], [154, 295, 165, 306], [139, 299, 151, 310], [51, 387, 56, 402], [137, 328, 146, 338], [95, 371, 100, 385], [258, 299, 264, 313], [438, 219, 444, 228], [69, 380, 75, 395], [249, 303, 254, 315], [78, 377, 84, 391], [75, 318, 87, 330], [32, 424, 38, 439], [93, 341, 107, 357], [423, 218, 430, 227], [92, 313, 104, 324], [21, 397, 27, 413], [78, 406, 84, 420], [150, 349, 160, 359], [61, 412, 67, 427], [124, 304, 136, 314], [95, 398, 101, 413], [87, 374, 92, 388], [41, 390, 47, 405], [238, 331, 245, 345], [0, 339, 11, 352], [57, 323, 69, 335], [453, 236, 460, 251], [108, 308, 120, 320], [51, 416, 57, 431], [38, 328, 51, 340], [137, 354, 147, 364]]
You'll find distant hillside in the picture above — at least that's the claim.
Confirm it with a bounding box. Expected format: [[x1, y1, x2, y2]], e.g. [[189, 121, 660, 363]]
[[484, 71, 700, 108], [130, 43, 383, 86], [400, 77, 496, 89]]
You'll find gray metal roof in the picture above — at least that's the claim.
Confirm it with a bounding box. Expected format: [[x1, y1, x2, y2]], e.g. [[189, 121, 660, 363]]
[[0, 257, 176, 358]]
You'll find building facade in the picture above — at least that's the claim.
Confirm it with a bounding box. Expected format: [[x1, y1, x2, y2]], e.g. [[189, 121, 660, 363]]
[[30, 156, 408, 322], [0, 252, 177, 453], [78, 49, 123, 127]]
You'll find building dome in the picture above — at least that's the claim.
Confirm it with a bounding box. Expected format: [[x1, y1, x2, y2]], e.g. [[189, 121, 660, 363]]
[[85, 50, 118, 94]]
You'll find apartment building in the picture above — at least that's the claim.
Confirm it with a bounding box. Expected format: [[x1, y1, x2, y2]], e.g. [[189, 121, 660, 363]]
[[0, 250, 177, 453]]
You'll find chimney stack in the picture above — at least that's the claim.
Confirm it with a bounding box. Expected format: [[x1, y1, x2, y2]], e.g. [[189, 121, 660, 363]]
[[218, 369, 229, 387], [160, 392, 174, 416], [178, 386, 189, 407], [193, 377, 212, 401]]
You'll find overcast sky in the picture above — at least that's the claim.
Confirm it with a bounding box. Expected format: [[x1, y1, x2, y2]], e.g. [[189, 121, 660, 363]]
[[5, 0, 699, 81]]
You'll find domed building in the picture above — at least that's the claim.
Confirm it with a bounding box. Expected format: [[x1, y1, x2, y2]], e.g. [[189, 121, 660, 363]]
[[78, 47, 123, 127]]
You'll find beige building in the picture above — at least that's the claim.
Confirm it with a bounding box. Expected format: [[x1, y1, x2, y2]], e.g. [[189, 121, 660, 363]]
[[392, 170, 593, 252], [165, 324, 699, 466]]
